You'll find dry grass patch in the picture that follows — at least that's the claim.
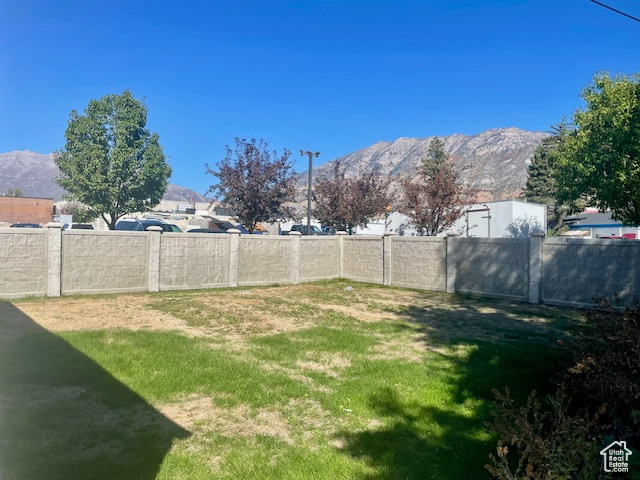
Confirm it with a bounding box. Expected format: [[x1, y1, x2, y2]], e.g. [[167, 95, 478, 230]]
[[369, 335, 430, 362], [295, 351, 352, 378], [1, 280, 585, 480], [158, 394, 335, 449]]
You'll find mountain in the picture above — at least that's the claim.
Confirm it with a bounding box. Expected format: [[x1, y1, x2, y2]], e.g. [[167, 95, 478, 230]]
[[0, 151, 66, 200], [0, 151, 210, 203], [298, 127, 548, 201]]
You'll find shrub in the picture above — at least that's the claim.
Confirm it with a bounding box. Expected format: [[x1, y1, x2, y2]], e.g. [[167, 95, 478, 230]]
[[485, 388, 600, 480], [566, 301, 640, 441], [486, 301, 640, 479]]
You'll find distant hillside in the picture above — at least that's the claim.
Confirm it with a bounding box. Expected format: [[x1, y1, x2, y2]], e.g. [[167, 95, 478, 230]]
[[0, 151, 210, 203], [298, 127, 548, 201], [0, 151, 65, 200]]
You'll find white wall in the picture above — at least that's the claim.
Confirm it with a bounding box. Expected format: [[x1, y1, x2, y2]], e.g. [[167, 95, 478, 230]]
[[453, 200, 546, 238]]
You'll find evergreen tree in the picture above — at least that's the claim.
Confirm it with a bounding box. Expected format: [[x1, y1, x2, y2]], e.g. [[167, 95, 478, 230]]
[[422, 137, 448, 178], [522, 123, 569, 233], [399, 138, 475, 236]]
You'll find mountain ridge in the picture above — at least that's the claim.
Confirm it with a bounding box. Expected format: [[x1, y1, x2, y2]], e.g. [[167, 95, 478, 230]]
[[2, 126, 547, 206], [298, 126, 547, 201], [0, 150, 211, 203]]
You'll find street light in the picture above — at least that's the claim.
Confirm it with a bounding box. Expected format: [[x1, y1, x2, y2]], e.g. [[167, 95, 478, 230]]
[[300, 150, 320, 235], [384, 204, 391, 233]]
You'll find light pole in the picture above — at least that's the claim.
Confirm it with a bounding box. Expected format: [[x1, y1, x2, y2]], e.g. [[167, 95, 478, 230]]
[[384, 204, 391, 233], [300, 150, 320, 235]]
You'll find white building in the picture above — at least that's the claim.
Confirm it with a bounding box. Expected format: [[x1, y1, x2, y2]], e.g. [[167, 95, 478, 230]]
[[454, 200, 546, 238], [370, 199, 546, 238]]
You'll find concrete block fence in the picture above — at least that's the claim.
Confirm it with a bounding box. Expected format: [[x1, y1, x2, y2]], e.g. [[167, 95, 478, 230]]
[[1, 224, 639, 309]]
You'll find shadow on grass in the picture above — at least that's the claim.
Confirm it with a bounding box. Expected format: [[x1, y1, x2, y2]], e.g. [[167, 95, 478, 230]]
[[0, 302, 189, 480], [337, 293, 579, 479]]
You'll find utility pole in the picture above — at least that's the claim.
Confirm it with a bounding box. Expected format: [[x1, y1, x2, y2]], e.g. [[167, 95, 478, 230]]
[[300, 150, 320, 235]]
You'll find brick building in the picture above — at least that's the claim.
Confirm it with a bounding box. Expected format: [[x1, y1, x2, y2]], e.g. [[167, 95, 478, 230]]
[[0, 196, 54, 224]]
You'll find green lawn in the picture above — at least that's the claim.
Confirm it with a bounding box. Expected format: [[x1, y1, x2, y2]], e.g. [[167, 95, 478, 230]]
[[0, 280, 582, 479]]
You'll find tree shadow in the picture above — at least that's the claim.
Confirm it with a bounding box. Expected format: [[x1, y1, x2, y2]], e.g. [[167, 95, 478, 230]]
[[339, 387, 495, 479], [337, 293, 580, 479], [0, 302, 189, 480]]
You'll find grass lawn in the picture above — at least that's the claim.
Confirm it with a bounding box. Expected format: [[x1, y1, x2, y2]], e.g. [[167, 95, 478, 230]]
[[0, 280, 583, 480]]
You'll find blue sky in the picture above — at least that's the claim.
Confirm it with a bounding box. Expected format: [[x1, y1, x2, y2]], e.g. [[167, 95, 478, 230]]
[[1, 0, 639, 195]]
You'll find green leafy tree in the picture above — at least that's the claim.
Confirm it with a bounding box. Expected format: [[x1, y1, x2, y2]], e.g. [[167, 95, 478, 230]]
[[522, 123, 570, 233], [206, 138, 296, 233], [55, 90, 171, 229], [4, 188, 23, 197], [58, 201, 94, 223], [554, 73, 640, 225], [313, 162, 390, 234]]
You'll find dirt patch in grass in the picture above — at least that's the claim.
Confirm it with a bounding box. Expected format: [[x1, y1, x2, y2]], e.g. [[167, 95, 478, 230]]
[[257, 362, 333, 393], [295, 351, 352, 378], [158, 394, 334, 447], [310, 303, 396, 323], [369, 335, 430, 362], [3, 283, 580, 353], [8, 296, 207, 338]]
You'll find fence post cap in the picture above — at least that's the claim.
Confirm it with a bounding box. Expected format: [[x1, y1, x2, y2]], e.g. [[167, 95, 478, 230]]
[[530, 232, 545, 238], [288, 231, 302, 236], [46, 222, 62, 229], [146, 226, 163, 232], [227, 228, 241, 234], [336, 231, 348, 236]]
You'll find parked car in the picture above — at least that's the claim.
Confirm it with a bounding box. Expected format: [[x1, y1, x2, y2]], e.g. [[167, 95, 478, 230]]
[[288, 224, 327, 235], [115, 219, 183, 232], [210, 220, 237, 231], [235, 224, 266, 234], [10, 223, 42, 228]]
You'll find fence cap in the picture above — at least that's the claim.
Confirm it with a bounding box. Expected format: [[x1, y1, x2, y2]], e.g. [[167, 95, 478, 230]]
[[227, 228, 241, 234], [530, 232, 545, 238], [146, 226, 163, 232], [46, 222, 62, 229], [383, 231, 395, 236], [288, 231, 302, 236], [336, 231, 348, 236]]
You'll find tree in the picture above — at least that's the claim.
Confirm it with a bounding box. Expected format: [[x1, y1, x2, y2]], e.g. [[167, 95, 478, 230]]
[[55, 90, 171, 229], [422, 136, 448, 178], [522, 123, 570, 233], [398, 137, 474, 236], [206, 138, 296, 233], [4, 188, 23, 197], [554, 73, 640, 225], [313, 162, 390, 234], [58, 201, 94, 223]]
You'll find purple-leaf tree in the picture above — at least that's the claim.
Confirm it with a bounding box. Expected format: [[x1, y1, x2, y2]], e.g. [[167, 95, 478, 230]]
[[206, 138, 296, 233], [398, 138, 475, 236], [314, 162, 390, 234]]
